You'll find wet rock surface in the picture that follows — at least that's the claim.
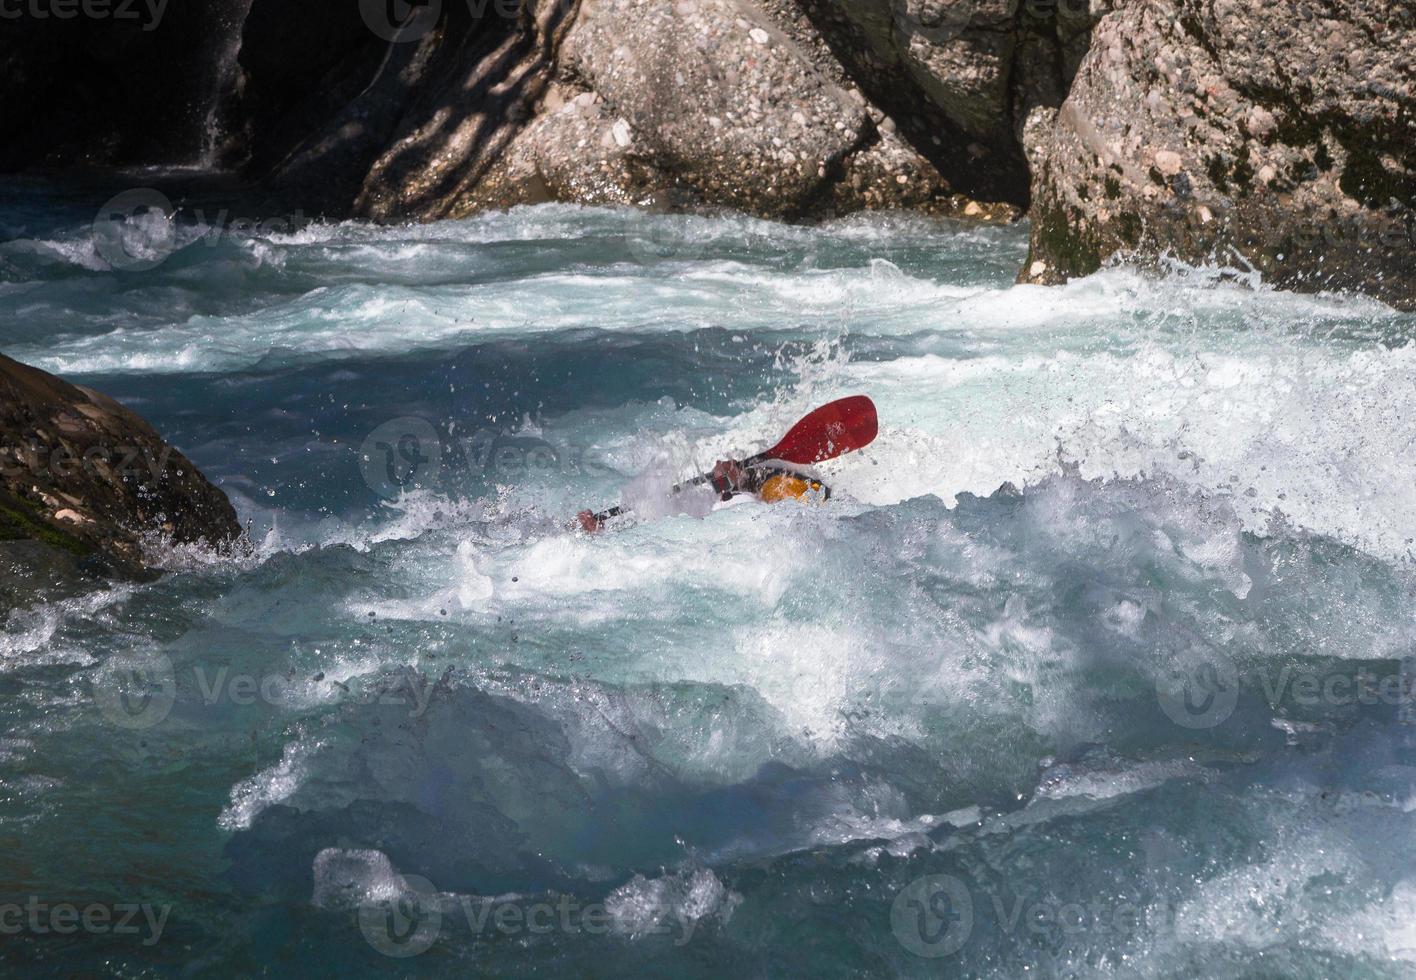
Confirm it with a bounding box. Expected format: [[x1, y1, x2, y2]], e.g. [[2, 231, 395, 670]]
[[0, 0, 1410, 305], [1019, 0, 1414, 308], [0, 355, 242, 581], [463, 0, 1020, 219]]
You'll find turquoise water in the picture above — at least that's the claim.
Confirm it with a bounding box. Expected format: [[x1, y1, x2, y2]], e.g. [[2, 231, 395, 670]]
[[2, 180, 1416, 976]]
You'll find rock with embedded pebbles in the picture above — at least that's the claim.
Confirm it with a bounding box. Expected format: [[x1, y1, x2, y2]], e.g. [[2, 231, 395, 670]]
[[0, 355, 243, 583], [1019, 0, 1414, 309]]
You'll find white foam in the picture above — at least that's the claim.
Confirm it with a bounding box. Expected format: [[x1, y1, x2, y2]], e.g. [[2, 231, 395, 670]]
[[1, 587, 131, 671], [829, 337, 1416, 560], [605, 867, 740, 940], [218, 735, 327, 831], [1323, 878, 1416, 963], [311, 848, 405, 908]]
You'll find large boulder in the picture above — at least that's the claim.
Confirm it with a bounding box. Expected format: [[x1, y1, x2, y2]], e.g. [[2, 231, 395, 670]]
[[772, 0, 1093, 207], [556, 0, 869, 217], [0, 355, 243, 582], [453, 86, 664, 211], [352, 0, 580, 220], [1019, 0, 1415, 308], [0, 0, 1029, 223], [461, 0, 1020, 219]]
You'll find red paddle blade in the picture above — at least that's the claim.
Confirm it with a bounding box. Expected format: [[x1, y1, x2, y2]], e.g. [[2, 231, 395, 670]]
[[763, 395, 878, 465]]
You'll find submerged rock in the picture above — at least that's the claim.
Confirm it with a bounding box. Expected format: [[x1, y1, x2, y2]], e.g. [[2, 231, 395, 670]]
[[0, 355, 242, 583]]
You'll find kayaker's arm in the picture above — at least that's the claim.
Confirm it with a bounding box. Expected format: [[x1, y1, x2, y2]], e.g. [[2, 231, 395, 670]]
[[708, 459, 751, 498]]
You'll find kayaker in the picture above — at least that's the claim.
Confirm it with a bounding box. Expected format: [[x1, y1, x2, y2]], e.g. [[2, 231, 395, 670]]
[[704, 458, 830, 504], [576, 457, 828, 533], [574, 395, 875, 534]]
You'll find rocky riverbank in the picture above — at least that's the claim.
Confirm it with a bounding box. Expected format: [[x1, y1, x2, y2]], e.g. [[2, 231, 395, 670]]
[[0, 0, 1410, 304]]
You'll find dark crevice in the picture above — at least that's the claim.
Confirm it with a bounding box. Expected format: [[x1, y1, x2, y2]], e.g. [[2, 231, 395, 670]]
[[785, 0, 1034, 207], [0, 0, 256, 170]]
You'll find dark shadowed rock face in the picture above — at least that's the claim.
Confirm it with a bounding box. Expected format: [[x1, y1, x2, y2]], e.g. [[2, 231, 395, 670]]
[[1020, 0, 1414, 308], [0, 0, 255, 169], [0, 0, 1043, 221], [0, 355, 242, 581]]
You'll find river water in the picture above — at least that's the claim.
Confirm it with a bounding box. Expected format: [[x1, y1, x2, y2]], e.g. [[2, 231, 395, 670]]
[[2, 180, 1415, 977]]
